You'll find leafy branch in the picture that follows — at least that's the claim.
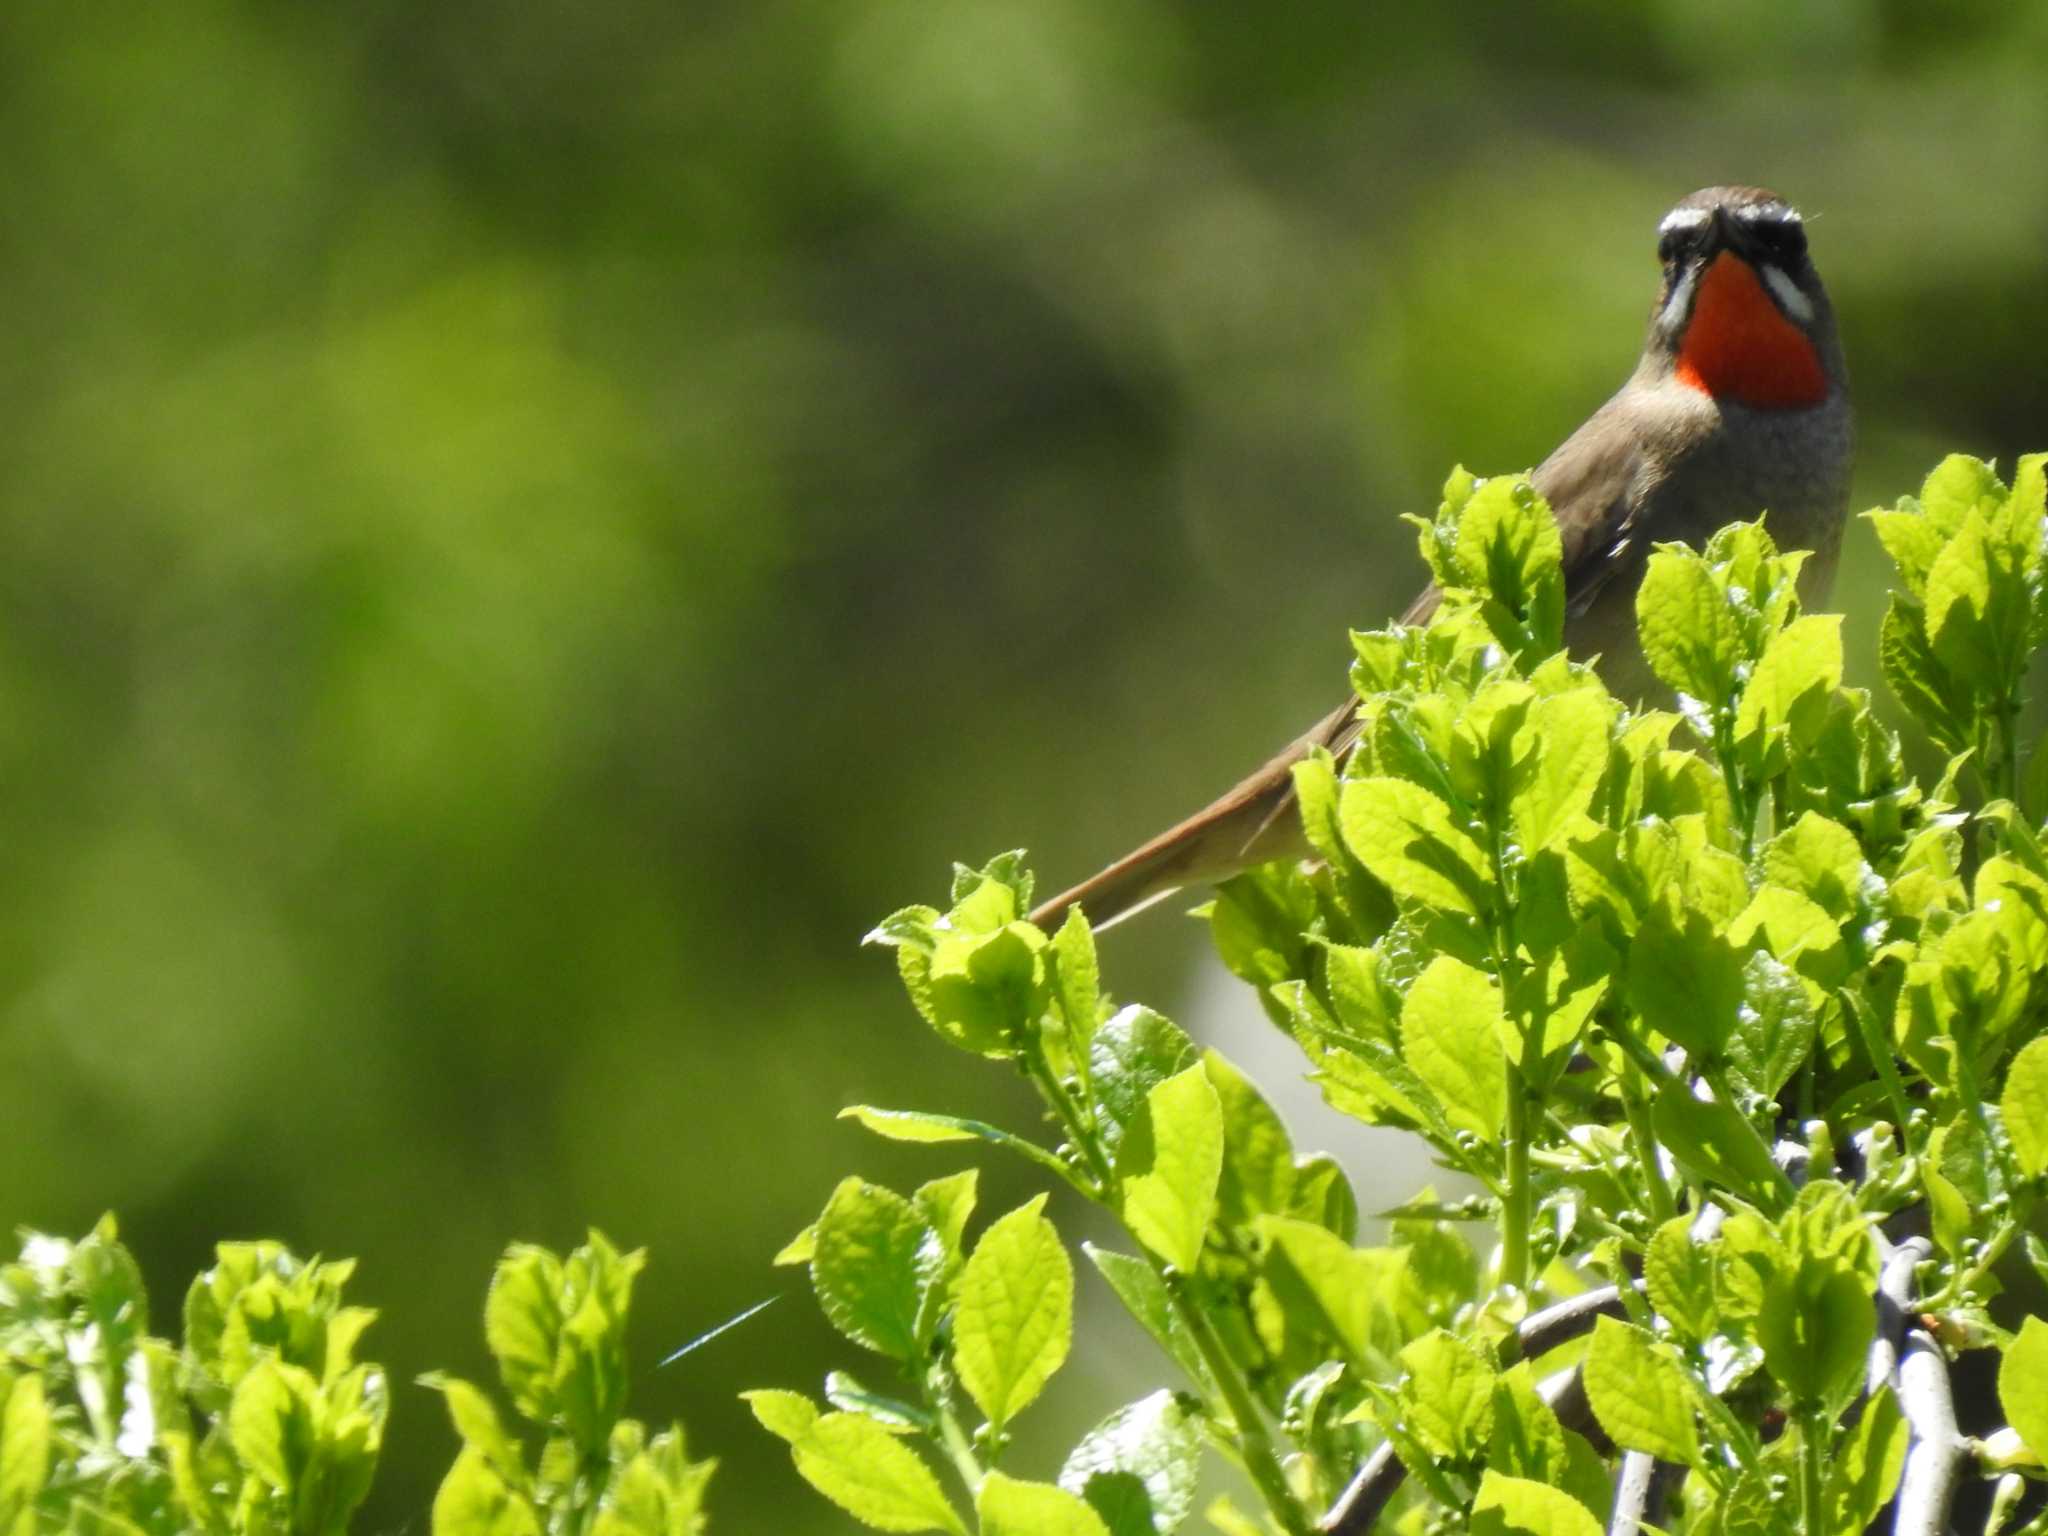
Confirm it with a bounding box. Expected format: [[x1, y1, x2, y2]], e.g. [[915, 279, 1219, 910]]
[[758, 453, 2048, 1536]]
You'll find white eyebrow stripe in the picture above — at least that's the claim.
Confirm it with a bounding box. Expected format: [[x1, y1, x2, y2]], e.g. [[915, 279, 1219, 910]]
[[1732, 200, 1802, 224], [1761, 263, 1815, 323], [1659, 207, 1712, 235]]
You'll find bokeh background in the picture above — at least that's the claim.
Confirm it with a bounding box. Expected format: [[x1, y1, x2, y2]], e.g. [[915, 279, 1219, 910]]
[[5, 2, 2047, 1528]]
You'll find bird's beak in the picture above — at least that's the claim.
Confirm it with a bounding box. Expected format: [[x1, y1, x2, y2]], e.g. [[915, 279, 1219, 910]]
[[1706, 204, 1737, 255]]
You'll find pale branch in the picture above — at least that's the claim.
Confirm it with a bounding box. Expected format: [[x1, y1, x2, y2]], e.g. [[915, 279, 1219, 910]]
[[1892, 1332, 1967, 1536], [1318, 1287, 1629, 1535]]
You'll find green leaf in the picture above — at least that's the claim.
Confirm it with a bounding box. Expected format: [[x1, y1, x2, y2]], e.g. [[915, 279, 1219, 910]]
[[786, 1411, 968, 1534], [915, 1171, 980, 1265], [2001, 1037, 2048, 1178], [1447, 474, 1563, 599], [1049, 908, 1103, 1054], [1117, 1066, 1223, 1272], [1924, 510, 1998, 678], [0, 1374, 49, 1519], [1469, 1471, 1604, 1536], [1488, 1366, 1610, 1519], [1636, 547, 1740, 706], [1081, 1246, 1213, 1392], [741, 1388, 821, 1443], [1625, 908, 1745, 1060], [1399, 956, 1508, 1137], [432, 1446, 544, 1536], [1057, 1390, 1202, 1536], [1512, 689, 1614, 853], [1287, 1154, 1360, 1242], [1209, 864, 1319, 996], [1758, 1256, 1871, 1410], [1761, 812, 1867, 920], [590, 1428, 716, 1536], [1644, 1218, 1716, 1345], [1729, 887, 1845, 987], [1921, 454, 2006, 531], [837, 1107, 1074, 1184], [1254, 1217, 1414, 1371], [826, 1370, 933, 1433], [918, 922, 1047, 1059], [1722, 951, 1818, 1099], [483, 1244, 567, 1424], [1203, 1050, 1297, 1228], [1922, 1166, 1973, 1262], [976, 1473, 1109, 1536], [1878, 596, 1966, 749], [1293, 752, 1395, 928], [1867, 507, 1946, 598], [1321, 943, 1401, 1047], [1088, 1007, 1200, 1158], [1830, 1386, 1907, 1535], [1582, 1316, 1699, 1466], [425, 1375, 525, 1479], [952, 862, 1026, 925], [811, 1178, 936, 1362], [1651, 1077, 1787, 1207], [1397, 1328, 1496, 1460], [1735, 614, 1842, 759], [1711, 1211, 1785, 1333], [1338, 777, 1489, 916], [229, 1357, 318, 1492], [953, 1197, 1072, 1434], [2000, 1316, 2048, 1462], [838, 1106, 980, 1143]]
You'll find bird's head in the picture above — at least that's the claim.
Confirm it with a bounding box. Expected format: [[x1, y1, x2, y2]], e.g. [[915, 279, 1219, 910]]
[[1645, 186, 1842, 411]]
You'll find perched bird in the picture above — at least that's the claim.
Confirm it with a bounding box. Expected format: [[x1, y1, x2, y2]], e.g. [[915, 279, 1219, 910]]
[[1032, 185, 1853, 932]]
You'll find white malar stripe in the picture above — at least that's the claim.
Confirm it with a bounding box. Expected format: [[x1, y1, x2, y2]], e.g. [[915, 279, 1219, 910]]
[[1658, 206, 1712, 235], [1658, 264, 1699, 331], [1761, 263, 1814, 324]]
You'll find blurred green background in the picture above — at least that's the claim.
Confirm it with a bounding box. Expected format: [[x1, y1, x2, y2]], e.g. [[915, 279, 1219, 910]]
[[5, 1, 2047, 1527]]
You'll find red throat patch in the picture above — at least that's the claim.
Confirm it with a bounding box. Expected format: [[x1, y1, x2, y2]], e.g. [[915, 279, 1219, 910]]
[[1674, 251, 1828, 409]]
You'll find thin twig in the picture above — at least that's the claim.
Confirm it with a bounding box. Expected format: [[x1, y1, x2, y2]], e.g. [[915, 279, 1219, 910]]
[[1318, 1288, 1629, 1534]]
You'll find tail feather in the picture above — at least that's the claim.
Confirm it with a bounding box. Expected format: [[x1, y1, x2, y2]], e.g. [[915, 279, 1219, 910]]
[[1028, 697, 1360, 932]]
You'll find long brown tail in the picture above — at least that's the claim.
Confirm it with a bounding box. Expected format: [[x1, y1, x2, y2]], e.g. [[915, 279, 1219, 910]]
[[1027, 696, 1360, 932]]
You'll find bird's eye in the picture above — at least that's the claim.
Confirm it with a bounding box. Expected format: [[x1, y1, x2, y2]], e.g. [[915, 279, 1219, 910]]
[[1657, 229, 1685, 265], [1753, 219, 1808, 265]]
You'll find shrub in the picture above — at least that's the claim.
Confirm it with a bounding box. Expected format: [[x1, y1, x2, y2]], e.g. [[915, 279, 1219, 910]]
[[0, 1221, 711, 1536], [758, 454, 2048, 1536]]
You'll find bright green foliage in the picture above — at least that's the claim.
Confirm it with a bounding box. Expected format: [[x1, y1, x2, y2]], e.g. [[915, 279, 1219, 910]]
[[2001, 1317, 2048, 1463], [1582, 1317, 1699, 1465], [974, 1473, 1105, 1536], [1469, 1472, 1604, 1536], [747, 1394, 965, 1534], [428, 1234, 713, 1536], [1115, 1067, 1224, 1272], [1871, 454, 2048, 794], [1057, 1390, 1203, 1536], [0, 1216, 386, 1536], [798, 454, 2048, 1536], [952, 1199, 1072, 1435], [0, 1223, 713, 1536]]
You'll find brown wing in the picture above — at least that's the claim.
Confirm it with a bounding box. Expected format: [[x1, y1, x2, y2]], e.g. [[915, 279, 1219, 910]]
[[1028, 407, 1651, 932], [1535, 395, 1656, 624]]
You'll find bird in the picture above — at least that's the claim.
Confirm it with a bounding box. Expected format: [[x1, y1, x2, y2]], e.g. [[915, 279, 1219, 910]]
[[1030, 185, 1853, 933]]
